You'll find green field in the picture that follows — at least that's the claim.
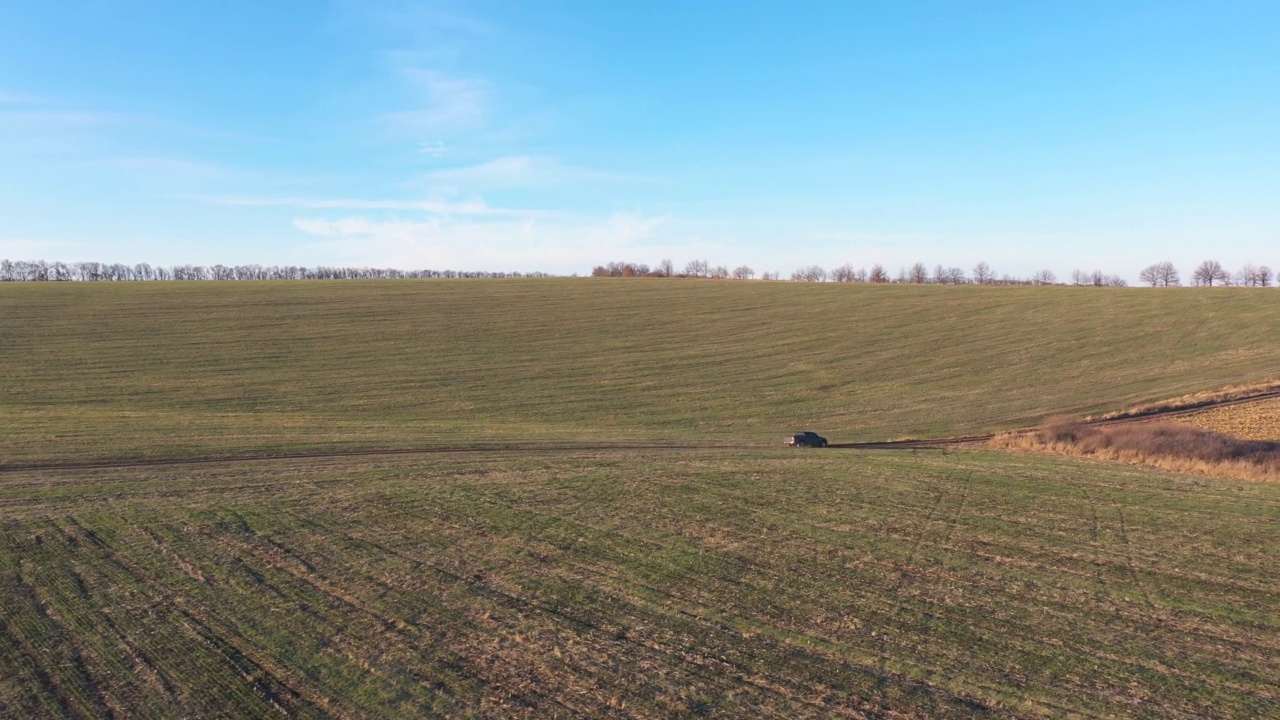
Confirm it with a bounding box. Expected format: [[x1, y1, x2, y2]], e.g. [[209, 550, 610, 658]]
[[1, 450, 1276, 718], [2, 280, 1279, 718], [2, 280, 1278, 465]]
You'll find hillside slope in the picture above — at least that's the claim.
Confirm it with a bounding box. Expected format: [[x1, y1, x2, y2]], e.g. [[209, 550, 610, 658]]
[[2, 280, 1277, 462]]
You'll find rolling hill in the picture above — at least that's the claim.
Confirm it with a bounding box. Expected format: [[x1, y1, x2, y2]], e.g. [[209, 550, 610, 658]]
[[2, 280, 1277, 464]]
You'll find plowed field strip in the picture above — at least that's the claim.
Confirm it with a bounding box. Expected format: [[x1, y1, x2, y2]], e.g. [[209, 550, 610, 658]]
[[51, 517, 350, 719], [295, 488, 1216, 716], [2, 447, 1276, 718], [283, 515, 866, 716], [276, 504, 1009, 718]]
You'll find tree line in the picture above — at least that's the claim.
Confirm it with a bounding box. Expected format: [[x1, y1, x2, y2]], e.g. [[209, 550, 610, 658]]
[[594, 259, 1106, 285], [2, 257, 1272, 286], [1148, 260, 1274, 287], [0, 259, 551, 282], [594, 259, 1278, 287]]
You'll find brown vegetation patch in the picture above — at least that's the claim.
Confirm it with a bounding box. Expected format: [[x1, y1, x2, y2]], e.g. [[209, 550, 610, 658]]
[[1090, 380, 1280, 422], [991, 416, 1280, 481], [1168, 397, 1280, 441]]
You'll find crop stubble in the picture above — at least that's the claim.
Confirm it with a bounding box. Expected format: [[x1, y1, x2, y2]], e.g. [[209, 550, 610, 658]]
[[0, 450, 1276, 718], [1171, 397, 1280, 440]]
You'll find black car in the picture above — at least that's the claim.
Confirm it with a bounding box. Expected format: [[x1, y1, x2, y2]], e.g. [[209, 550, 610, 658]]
[[785, 431, 828, 447]]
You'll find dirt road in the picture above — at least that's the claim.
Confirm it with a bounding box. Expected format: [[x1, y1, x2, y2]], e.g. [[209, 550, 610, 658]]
[[4, 390, 1277, 474]]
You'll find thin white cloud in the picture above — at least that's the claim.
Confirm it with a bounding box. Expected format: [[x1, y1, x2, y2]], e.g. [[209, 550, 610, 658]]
[[332, 2, 498, 42], [420, 155, 633, 192], [291, 211, 679, 273], [0, 236, 166, 261], [0, 237, 80, 257], [0, 109, 137, 128], [382, 69, 488, 133], [0, 90, 42, 105], [200, 194, 560, 218], [392, 5, 497, 39], [418, 141, 448, 157], [109, 156, 229, 178]]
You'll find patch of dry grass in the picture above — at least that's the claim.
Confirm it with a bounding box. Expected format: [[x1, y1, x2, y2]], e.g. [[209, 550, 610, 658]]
[[1169, 396, 1280, 441], [1089, 379, 1280, 422], [991, 416, 1280, 481]]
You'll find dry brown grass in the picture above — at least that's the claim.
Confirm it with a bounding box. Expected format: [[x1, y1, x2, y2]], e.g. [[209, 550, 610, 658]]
[[1169, 396, 1280, 441], [991, 416, 1280, 482], [1089, 379, 1280, 421]]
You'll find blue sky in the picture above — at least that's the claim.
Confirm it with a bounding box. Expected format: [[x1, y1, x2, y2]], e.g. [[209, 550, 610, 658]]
[[2, 1, 1277, 278]]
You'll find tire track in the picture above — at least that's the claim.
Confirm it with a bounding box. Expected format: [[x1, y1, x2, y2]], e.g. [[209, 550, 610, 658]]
[[3, 386, 1276, 474], [873, 466, 975, 711], [276, 514, 864, 717], [1112, 507, 1156, 612], [0, 444, 713, 475]]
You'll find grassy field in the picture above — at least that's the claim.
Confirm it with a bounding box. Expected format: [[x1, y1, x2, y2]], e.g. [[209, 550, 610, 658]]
[[3, 280, 1279, 717], [3, 280, 1279, 464], [1, 449, 1276, 718]]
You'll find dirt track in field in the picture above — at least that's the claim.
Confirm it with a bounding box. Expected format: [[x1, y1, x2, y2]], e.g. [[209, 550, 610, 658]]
[[835, 389, 1280, 449], [4, 390, 1279, 475]]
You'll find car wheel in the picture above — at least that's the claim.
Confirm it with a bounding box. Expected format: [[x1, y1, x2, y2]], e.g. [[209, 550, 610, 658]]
[[820, 440, 827, 448]]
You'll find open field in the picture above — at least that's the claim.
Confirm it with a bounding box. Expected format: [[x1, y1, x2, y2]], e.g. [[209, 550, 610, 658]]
[[1, 449, 1277, 718], [4, 280, 1279, 717], [3, 280, 1280, 465]]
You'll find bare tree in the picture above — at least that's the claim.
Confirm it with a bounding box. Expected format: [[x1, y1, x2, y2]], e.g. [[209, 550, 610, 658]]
[[1192, 260, 1230, 286], [908, 262, 929, 284], [731, 265, 755, 280], [1139, 261, 1179, 287], [594, 261, 649, 277], [1079, 270, 1125, 287], [972, 261, 994, 285], [1031, 269, 1057, 285], [830, 263, 857, 283], [656, 259, 674, 277], [868, 264, 889, 284], [790, 265, 827, 282], [1236, 264, 1273, 287], [684, 259, 710, 278]]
